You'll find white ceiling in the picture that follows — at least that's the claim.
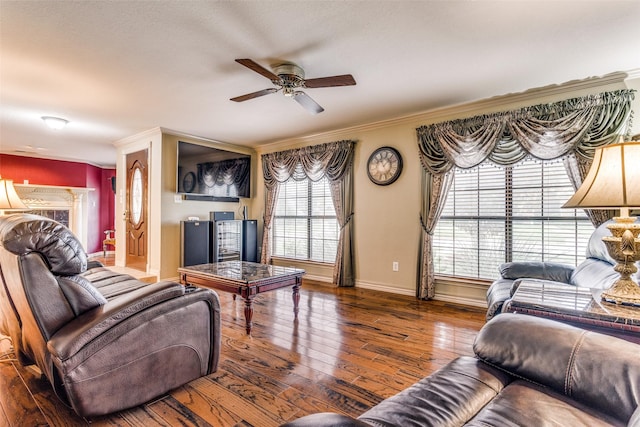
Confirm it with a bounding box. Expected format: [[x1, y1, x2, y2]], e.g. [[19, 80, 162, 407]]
[[2, 1, 640, 168]]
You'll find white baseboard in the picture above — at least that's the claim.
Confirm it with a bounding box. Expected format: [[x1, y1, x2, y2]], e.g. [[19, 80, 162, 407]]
[[433, 293, 488, 309], [88, 251, 114, 257], [356, 280, 488, 309], [303, 273, 333, 284], [355, 280, 415, 296]]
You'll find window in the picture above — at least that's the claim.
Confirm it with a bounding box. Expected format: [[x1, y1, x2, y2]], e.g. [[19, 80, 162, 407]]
[[433, 157, 594, 280], [272, 174, 339, 263]]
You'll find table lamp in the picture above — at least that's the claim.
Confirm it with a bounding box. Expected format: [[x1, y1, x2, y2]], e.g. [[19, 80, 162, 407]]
[[563, 141, 640, 306], [0, 177, 27, 211]]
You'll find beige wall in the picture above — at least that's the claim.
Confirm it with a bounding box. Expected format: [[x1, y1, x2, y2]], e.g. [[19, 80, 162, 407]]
[[256, 72, 638, 306], [115, 128, 257, 280], [258, 123, 424, 293], [115, 72, 640, 307], [158, 132, 256, 280], [113, 128, 161, 276]]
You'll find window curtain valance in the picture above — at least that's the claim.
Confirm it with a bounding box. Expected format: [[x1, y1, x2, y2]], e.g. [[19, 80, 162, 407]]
[[262, 140, 356, 187], [417, 89, 635, 174], [415, 89, 634, 300], [261, 140, 356, 287]]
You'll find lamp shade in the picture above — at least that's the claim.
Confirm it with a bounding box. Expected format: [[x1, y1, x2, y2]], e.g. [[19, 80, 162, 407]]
[[0, 178, 27, 210], [563, 142, 640, 210]]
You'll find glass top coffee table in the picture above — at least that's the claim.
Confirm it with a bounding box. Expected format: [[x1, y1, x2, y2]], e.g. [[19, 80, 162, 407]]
[[504, 279, 640, 344], [178, 261, 305, 334]]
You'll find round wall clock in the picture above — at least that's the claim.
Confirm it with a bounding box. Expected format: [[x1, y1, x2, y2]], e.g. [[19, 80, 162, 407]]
[[367, 146, 403, 185], [182, 171, 196, 193]]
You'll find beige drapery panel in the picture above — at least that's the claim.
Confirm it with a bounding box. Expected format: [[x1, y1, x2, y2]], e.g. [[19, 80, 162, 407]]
[[418, 170, 454, 299], [261, 140, 356, 286], [562, 155, 616, 226], [259, 182, 280, 267], [415, 89, 635, 299]]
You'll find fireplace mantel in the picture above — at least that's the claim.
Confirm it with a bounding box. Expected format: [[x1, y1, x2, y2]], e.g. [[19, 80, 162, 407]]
[[14, 184, 94, 249]]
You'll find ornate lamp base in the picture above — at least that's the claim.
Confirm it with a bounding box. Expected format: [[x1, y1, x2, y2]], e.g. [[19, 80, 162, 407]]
[[601, 217, 640, 307], [601, 278, 640, 306]]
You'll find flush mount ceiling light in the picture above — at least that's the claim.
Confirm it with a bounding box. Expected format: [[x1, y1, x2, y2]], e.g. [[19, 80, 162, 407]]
[[41, 116, 69, 130]]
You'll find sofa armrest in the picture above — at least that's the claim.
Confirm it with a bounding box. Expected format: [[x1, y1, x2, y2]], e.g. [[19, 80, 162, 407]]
[[570, 258, 618, 289], [280, 413, 371, 427], [500, 261, 574, 283], [474, 314, 640, 424], [86, 260, 104, 270], [485, 278, 514, 321], [48, 281, 188, 360]]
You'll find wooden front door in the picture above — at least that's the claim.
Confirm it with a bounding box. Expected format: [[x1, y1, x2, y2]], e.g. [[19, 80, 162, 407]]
[[125, 149, 148, 270]]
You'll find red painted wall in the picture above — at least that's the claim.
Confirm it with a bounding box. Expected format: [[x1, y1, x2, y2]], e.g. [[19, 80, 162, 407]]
[[0, 154, 116, 254]]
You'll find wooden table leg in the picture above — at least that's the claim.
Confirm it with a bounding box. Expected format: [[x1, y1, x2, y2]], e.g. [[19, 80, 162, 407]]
[[292, 278, 301, 319], [243, 296, 254, 334]]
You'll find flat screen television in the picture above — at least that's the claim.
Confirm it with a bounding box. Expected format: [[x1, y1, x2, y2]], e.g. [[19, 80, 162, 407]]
[[176, 141, 251, 200]]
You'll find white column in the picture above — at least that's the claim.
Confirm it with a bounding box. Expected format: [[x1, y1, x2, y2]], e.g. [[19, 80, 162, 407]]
[[70, 191, 85, 248]]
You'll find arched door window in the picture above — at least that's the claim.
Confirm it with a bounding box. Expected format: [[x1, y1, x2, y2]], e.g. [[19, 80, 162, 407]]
[[130, 167, 143, 225]]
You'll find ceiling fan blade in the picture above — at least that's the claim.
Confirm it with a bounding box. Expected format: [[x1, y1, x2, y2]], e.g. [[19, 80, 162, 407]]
[[293, 91, 324, 114], [304, 74, 356, 88], [230, 88, 278, 102], [235, 58, 280, 81]]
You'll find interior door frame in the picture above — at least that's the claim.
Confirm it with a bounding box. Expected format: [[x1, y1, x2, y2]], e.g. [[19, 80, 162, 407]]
[[115, 140, 152, 271], [125, 149, 149, 271]]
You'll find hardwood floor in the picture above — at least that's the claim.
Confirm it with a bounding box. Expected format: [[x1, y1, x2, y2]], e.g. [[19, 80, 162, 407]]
[[0, 256, 486, 426]]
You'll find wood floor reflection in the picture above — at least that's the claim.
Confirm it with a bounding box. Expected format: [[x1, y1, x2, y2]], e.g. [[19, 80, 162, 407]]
[[0, 255, 486, 426]]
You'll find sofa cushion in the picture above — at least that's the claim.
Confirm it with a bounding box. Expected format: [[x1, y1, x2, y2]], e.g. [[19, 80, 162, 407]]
[[474, 315, 640, 424], [499, 261, 574, 283], [466, 380, 621, 427], [485, 278, 514, 320], [82, 266, 149, 300], [0, 214, 87, 275], [56, 275, 107, 316], [585, 220, 618, 264], [357, 357, 512, 427], [570, 258, 619, 289]]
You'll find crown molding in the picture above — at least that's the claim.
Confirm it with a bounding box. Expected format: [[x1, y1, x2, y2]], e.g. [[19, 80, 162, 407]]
[[624, 68, 640, 80], [257, 71, 633, 154], [158, 127, 256, 155], [0, 150, 114, 169], [113, 126, 162, 147]]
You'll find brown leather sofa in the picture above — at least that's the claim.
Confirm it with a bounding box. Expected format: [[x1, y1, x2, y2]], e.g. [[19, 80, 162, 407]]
[[282, 314, 640, 427], [0, 214, 221, 418], [485, 220, 639, 321]]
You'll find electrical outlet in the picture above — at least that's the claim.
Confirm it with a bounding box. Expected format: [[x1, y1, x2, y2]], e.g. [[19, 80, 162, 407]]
[[392, 261, 399, 272]]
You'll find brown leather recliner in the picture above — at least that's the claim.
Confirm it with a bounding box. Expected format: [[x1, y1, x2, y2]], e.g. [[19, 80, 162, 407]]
[[281, 314, 640, 426], [0, 214, 221, 418]]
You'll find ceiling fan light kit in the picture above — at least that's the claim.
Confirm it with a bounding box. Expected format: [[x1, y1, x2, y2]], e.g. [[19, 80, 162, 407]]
[[231, 58, 356, 114]]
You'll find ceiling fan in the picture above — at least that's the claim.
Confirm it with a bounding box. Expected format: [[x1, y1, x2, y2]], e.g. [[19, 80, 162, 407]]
[[230, 58, 356, 114]]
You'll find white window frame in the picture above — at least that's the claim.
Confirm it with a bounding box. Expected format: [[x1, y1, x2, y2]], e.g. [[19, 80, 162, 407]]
[[433, 158, 594, 280], [272, 175, 339, 264]]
